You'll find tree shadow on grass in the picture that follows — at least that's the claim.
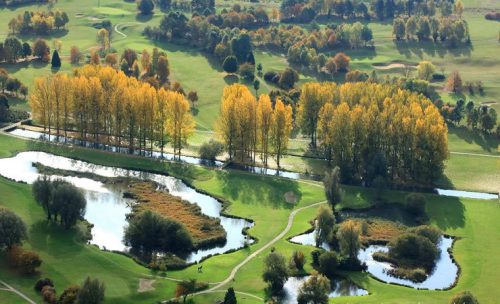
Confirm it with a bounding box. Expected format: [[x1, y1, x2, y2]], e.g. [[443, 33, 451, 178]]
[[29, 220, 86, 258], [449, 125, 499, 153], [427, 195, 465, 231], [216, 169, 301, 210], [394, 40, 472, 60], [135, 13, 153, 22]]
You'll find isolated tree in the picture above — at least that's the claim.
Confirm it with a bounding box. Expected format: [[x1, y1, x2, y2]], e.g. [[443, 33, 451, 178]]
[[290, 250, 306, 271], [0, 208, 27, 251], [32, 176, 53, 220], [137, 0, 155, 14], [105, 53, 118, 67], [447, 71, 463, 93], [33, 39, 49, 60], [9, 247, 42, 274], [253, 79, 260, 96], [51, 50, 61, 68], [393, 17, 406, 40], [187, 90, 198, 107], [417, 61, 435, 81], [333, 52, 350, 72], [278, 68, 299, 90], [337, 220, 360, 260], [157, 55, 170, 83], [450, 291, 479, 304], [21, 42, 32, 58], [323, 166, 343, 208], [324, 57, 337, 75], [262, 251, 288, 294], [223, 287, 237, 304], [223, 56, 238, 74], [316, 205, 335, 245], [51, 182, 87, 229], [297, 272, 330, 304], [175, 279, 197, 303], [454, 0, 464, 18], [58, 285, 80, 304], [97, 28, 110, 51], [140, 49, 151, 76], [318, 251, 339, 278], [90, 51, 100, 65], [124, 210, 193, 259], [77, 277, 105, 304], [70, 46, 82, 65]]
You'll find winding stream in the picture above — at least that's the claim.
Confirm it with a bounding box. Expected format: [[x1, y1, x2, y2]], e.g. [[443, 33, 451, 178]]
[[0, 151, 253, 263], [8, 128, 499, 200]]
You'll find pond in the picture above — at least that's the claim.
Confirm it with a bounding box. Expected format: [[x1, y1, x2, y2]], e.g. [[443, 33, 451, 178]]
[[357, 236, 458, 289], [0, 151, 253, 263], [289, 221, 331, 251], [282, 275, 368, 303]]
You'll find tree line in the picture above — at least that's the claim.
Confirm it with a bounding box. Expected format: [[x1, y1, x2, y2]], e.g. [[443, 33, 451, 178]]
[[280, 0, 462, 23], [8, 10, 69, 35], [298, 82, 448, 185], [215, 84, 293, 167], [393, 15, 470, 47], [29, 64, 195, 156]]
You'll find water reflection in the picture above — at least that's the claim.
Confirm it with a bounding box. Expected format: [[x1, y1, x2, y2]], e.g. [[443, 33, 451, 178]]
[[0, 151, 253, 262], [282, 276, 368, 303]]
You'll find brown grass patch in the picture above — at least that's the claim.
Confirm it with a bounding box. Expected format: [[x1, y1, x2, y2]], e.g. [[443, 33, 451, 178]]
[[128, 182, 226, 247], [353, 218, 407, 244]]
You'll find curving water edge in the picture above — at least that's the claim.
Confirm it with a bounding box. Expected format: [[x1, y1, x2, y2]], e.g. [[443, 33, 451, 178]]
[[290, 226, 459, 290], [357, 236, 459, 290], [282, 275, 368, 303], [0, 151, 254, 263]]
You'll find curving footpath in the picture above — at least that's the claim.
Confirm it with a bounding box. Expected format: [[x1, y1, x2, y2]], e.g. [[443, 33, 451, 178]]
[[193, 200, 327, 297], [0, 280, 37, 304]]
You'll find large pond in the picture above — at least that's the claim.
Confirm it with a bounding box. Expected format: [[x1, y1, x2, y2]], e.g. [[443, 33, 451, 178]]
[[357, 236, 458, 290], [282, 275, 368, 303], [0, 151, 253, 263]]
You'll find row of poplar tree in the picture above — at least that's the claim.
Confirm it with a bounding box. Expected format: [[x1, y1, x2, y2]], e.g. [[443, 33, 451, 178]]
[[298, 82, 448, 184], [29, 65, 194, 156]]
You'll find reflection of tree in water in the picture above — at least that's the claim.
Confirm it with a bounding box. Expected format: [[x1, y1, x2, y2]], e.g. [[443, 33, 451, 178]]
[[332, 279, 359, 296]]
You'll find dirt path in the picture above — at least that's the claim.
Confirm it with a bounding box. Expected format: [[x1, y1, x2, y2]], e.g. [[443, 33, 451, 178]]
[[0, 280, 37, 304], [114, 22, 141, 40], [450, 151, 500, 158], [194, 200, 327, 296]]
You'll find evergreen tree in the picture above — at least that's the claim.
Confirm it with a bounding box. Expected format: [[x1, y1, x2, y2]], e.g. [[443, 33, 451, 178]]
[[51, 50, 61, 68]]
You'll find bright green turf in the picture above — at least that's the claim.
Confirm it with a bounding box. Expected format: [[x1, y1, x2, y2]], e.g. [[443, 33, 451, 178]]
[[0, 134, 499, 303]]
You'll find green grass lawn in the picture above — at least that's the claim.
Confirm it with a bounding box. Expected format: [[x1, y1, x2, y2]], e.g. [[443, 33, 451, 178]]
[[0, 134, 499, 303], [0, 134, 325, 303]]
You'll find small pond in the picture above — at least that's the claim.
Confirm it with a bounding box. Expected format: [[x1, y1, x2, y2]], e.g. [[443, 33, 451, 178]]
[[0, 151, 253, 263], [357, 236, 458, 289], [282, 276, 368, 303]]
